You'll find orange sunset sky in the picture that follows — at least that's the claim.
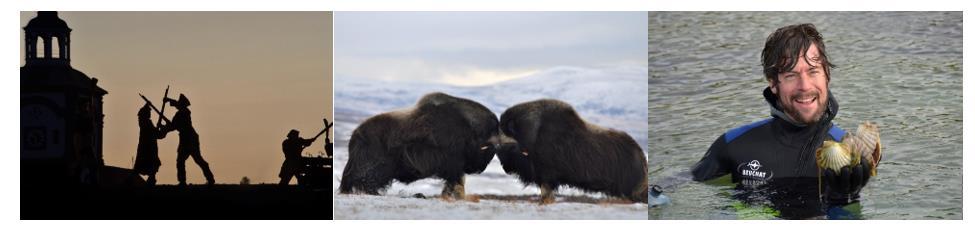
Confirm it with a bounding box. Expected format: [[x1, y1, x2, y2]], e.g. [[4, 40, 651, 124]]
[[20, 12, 334, 185]]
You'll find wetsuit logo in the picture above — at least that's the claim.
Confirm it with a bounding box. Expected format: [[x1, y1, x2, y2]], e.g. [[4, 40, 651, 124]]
[[738, 160, 773, 181], [747, 160, 762, 171]]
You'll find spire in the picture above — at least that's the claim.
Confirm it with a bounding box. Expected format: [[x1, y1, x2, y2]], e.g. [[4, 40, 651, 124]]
[[24, 11, 72, 66]]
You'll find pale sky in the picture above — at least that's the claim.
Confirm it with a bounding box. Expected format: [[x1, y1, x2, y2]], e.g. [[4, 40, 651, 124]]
[[335, 12, 647, 85], [20, 12, 334, 185]]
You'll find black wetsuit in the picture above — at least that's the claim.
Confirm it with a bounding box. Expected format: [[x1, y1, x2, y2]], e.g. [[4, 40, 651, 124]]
[[691, 87, 851, 219]]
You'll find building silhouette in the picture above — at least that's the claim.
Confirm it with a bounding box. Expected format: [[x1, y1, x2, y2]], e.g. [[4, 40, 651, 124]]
[[21, 11, 107, 185]]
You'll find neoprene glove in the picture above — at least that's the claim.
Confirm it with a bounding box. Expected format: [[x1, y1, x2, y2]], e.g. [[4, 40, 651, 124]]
[[822, 155, 871, 205]]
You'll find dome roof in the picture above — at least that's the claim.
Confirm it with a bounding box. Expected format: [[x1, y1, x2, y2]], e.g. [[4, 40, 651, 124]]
[[21, 65, 107, 96], [25, 11, 70, 30]]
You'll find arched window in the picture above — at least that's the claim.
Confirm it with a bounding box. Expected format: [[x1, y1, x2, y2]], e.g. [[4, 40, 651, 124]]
[[34, 36, 43, 58], [51, 37, 60, 58]]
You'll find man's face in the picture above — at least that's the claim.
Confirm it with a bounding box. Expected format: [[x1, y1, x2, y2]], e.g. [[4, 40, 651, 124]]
[[769, 44, 829, 125]]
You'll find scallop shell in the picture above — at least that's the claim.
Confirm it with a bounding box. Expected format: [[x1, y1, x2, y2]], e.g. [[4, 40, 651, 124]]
[[841, 122, 882, 176], [816, 140, 859, 173]]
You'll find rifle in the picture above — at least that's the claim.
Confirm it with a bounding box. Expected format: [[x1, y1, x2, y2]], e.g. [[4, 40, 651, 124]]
[[139, 94, 173, 125], [310, 118, 333, 141], [323, 118, 334, 157], [156, 85, 169, 129]]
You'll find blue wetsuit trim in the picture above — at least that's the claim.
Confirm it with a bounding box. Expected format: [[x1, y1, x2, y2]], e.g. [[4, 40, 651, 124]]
[[828, 125, 846, 141], [724, 118, 773, 143]]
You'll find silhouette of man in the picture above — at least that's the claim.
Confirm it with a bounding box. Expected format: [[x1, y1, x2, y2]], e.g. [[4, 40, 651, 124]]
[[279, 129, 320, 186], [161, 94, 215, 186], [134, 103, 166, 186]]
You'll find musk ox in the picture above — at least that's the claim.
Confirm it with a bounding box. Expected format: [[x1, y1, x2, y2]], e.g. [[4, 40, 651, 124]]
[[498, 99, 648, 204], [338, 92, 499, 200]]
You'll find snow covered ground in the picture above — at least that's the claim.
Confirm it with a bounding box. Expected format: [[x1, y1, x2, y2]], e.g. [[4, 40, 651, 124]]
[[332, 65, 648, 219]]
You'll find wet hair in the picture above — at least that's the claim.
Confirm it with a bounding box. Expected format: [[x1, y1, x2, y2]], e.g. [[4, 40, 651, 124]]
[[761, 23, 836, 83]]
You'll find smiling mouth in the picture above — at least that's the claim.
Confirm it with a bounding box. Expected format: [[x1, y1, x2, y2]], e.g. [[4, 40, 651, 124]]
[[794, 94, 817, 105]]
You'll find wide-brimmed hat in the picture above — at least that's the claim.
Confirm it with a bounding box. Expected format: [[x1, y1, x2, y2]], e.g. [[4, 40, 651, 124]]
[[167, 94, 191, 107]]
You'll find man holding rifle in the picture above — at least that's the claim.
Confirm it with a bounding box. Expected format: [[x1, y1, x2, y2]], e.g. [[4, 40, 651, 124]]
[[160, 94, 216, 186], [279, 118, 333, 186]]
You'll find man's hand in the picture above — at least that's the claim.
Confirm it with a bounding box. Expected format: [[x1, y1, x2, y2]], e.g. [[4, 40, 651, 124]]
[[822, 155, 871, 205]]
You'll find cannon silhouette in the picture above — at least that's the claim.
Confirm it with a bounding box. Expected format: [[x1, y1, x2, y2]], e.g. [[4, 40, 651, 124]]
[[295, 155, 330, 188]]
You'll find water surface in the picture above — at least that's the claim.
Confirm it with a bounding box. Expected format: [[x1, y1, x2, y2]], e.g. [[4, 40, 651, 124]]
[[648, 12, 962, 219]]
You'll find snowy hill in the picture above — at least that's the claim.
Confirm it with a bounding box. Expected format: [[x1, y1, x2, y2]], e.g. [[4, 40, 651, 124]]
[[332, 65, 648, 219]]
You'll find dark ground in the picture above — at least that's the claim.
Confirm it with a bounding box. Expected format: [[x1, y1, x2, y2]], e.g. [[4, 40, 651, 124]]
[[21, 184, 332, 220]]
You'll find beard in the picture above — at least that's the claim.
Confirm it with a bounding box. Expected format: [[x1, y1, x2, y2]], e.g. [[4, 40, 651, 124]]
[[778, 90, 827, 125]]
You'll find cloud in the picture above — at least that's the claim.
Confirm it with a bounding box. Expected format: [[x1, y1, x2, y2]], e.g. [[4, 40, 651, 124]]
[[335, 12, 646, 84]]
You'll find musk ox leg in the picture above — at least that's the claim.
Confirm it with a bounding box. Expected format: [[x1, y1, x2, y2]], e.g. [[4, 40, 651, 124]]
[[440, 176, 465, 201], [339, 138, 396, 195], [338, 161, 390, 195], [439, 176, 481, 202], [630, 176, 650, 203], [539, 183, 556, 205]]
